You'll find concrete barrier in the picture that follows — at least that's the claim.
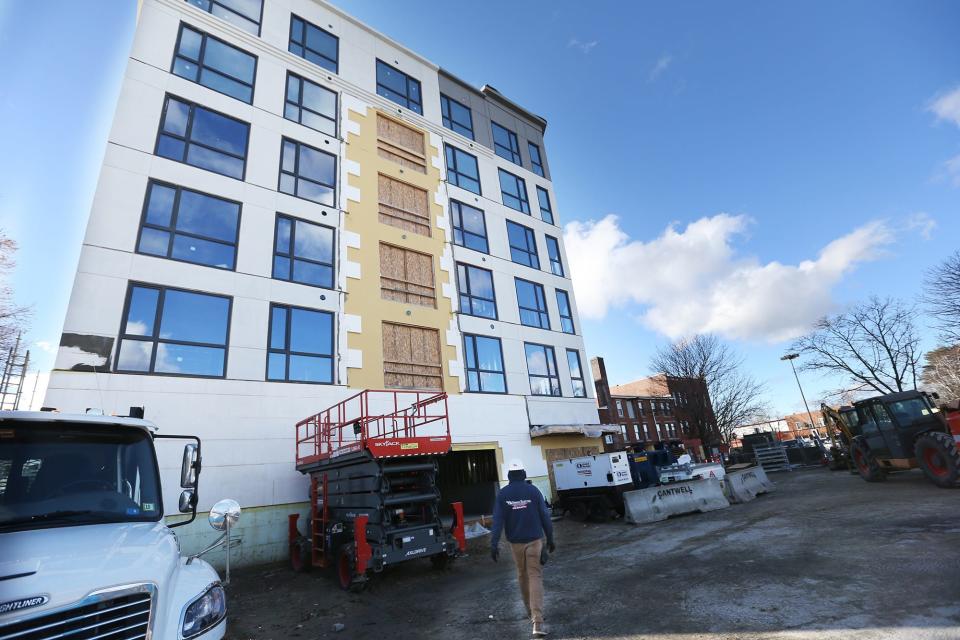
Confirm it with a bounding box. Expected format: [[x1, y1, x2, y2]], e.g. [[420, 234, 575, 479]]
[[623, 478, 729, 525], [724, 465, 776, 504]]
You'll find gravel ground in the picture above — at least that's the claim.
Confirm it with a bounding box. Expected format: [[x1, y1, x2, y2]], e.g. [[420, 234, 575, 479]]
[[224, 467, 960, 640]]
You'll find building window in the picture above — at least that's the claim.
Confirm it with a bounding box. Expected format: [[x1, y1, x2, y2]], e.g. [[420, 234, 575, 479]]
[[506, 221, 539, 269], [536, 187, 554, 225], [545, 235, 564, 276], [616, 400, 625, 417], [137, 181, 240, 270], [525, 343, 561, 396], [463, 334, 506, 393], [377, 113, 426, 174], [491, 122, 521, 164], [555, 289, 574, 334], [445, 145, 481, 194], [379, 174, 430, 237], [567, 349, 586, 398], [172, 24, 257, 104], [273, 215, 334, 289], [515, 278, 550, 329], [457, 263, 497, 319], [440, 94, 473, 139], [376, 60, 422, 114], [380, 243, 435, 308], [450, 200, 488, 253], [284, 72, 337, 137], [116, 284, 230, 378], [625, 399, 636, 419], [186, 0, 262, 36], [383, 323, 442, 390], [156, 95, 249, 180], [499, 169, 530, 213], [289, 15, 338, 73], [528, 142, 545, 177], [279, 138, 336, 206], [267, 304, 334, 383]]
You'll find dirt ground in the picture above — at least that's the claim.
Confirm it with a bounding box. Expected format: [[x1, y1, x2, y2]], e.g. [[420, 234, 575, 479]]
[[224, 468, 960, 640]]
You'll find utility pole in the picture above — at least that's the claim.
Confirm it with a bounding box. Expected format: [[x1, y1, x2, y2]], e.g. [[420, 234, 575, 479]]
[[781, 353, 836, 450]]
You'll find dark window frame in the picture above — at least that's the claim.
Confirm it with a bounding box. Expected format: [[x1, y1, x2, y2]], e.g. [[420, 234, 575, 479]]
[[498, 168, 530, 213], [566, 349, 587, 398], [284, 71, 337, 137], [506, 220, 540, 269], [266, 303, 336, 384], [545, 235, 564, 276], [376, 59, 423, 114], [450, 200, 489, 254], [135, 179, 242, 271], [114, 282, 232, 379], [528, 142, 545, 177], [462, 334, 507, 394], [278, 137, 337, 206], [289, 14, 339, 73], [515, 277, 550, 330], [491, 121, 521, 164], [456, 262, 498, 320], [172, 23, 258, 104], [524, 342, 562, 397], [555, 289, 575, 334], [272, 213, 336, 290], [155, 94, 250, 180], [536, 186, 554, 225], [186, 0, 264, 36], [444, 144, 481, 195], [440, 93, 474, 139]]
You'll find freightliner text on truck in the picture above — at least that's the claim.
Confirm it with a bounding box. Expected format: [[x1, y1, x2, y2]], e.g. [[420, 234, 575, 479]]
[[0, 410, 240, 639]]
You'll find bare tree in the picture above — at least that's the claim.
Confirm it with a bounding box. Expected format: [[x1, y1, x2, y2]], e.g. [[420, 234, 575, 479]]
[[651, 334, 770, 444], [921, 345, 960, 403], [924, 250, 960, 344], [0, 232, 30, 363], [792, 296, 921, 396]]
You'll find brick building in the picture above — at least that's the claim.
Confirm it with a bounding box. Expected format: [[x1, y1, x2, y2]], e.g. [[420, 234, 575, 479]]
[[591, 357, 719, 459]]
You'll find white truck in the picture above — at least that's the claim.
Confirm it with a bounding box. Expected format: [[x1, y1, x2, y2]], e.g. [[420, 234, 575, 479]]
[[0, 410, 239, 639], [552, 452, 634, 521]]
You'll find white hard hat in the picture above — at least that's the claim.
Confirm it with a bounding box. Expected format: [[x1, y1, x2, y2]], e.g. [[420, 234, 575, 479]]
[[508, 459, 525, 472]]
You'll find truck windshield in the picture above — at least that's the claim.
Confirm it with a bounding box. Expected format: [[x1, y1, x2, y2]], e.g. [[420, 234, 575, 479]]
[[885, 398, 934, 428], [0, 421, 163, 531]]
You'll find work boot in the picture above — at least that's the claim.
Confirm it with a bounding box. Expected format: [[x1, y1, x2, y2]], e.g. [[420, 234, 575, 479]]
[[532, 621, 548, 637]]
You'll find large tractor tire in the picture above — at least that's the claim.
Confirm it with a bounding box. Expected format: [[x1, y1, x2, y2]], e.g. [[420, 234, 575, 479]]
[[337, 544, 367, 593], [914, 431, 960, 488], [851, 438, 885, 482]]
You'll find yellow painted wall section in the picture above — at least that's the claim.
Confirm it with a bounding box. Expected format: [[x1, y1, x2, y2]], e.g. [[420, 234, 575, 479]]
[[343, 105, 459, 392], [532, 435, 603, 453]]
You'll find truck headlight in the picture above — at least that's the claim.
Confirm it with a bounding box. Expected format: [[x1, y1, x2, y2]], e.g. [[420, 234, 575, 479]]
[[181, 584, 225, 638]]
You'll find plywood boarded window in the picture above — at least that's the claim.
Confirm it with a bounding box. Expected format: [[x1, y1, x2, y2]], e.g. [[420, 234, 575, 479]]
[[382, 322, 443, 390], [378, 174, 431, 237], [380, 243, 435, 308], [377, 114, 427, 174]]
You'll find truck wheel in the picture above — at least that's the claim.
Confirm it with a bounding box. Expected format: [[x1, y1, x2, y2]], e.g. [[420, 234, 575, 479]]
[[851, 438, 885, 482], [336, 545, 366, 592], [568, 501, 588, 522], [914, 432, 960, 488], [290, 536, 311, 573]]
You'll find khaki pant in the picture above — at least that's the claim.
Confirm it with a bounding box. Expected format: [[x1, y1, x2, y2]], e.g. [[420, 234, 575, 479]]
[[509, 539, 544, 623]]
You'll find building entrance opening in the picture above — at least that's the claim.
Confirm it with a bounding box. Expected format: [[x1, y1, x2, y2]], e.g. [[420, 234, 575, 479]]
[[436, 449, 499, 516]]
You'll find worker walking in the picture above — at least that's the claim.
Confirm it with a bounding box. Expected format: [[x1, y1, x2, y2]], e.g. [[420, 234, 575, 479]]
[[490, 459, 555, 637]]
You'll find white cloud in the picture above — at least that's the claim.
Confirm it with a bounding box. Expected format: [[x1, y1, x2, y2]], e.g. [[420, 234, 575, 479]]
[[648, 54, 673, 82], [929, 86, 960, 128], [905, 212, 937, 240], [563, 214, 893, 343], [567, 37, 599, 54], [938, 154, 960, 187], [35, 340, 56, 354]]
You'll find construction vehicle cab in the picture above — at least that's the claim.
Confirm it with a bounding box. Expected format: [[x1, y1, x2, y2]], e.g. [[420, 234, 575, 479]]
[[827, 391, 959, 487]]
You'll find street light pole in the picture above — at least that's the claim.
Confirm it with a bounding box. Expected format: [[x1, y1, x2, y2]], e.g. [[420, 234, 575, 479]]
[[780, 353, 821, 442]]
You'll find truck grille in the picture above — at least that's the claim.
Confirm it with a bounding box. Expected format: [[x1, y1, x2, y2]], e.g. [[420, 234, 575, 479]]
[[0, 586, 154, 640]]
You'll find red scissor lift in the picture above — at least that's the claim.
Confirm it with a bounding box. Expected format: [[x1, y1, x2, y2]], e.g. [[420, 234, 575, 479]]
[[290, 389, 466, 590]]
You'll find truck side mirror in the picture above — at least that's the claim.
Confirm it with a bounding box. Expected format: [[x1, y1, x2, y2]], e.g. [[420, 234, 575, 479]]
[[209, 499, 241, 532], [181, 444, 199, 489], [179, 489, 197, 513]]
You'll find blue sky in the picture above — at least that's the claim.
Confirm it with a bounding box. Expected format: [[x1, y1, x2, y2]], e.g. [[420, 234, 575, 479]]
[[1, 1, 958, 415]]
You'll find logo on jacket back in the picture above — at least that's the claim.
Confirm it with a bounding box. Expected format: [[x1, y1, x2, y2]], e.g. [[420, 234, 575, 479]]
[[505, 499, 531, 510], [0, 595, 49, 615]]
